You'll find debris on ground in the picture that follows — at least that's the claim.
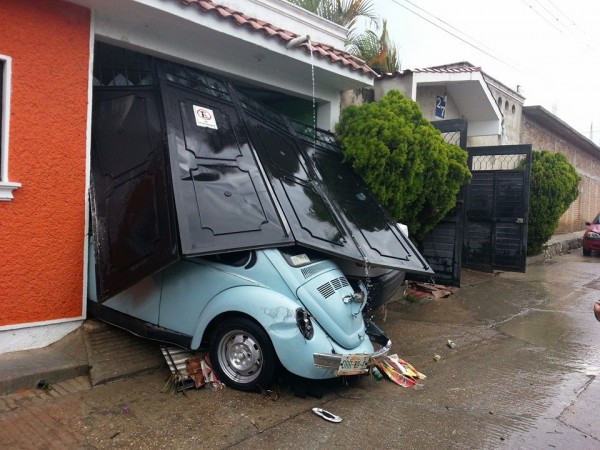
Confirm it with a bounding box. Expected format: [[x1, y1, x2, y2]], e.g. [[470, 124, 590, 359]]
[[447, 340, 457, 349], [433, 354, 441, 362], [161, 346, 223, 393], [371, 366, 384, 381], [375, 354, 426, 388], [406, 281, 455, 300], [312, 407, 342, 423]]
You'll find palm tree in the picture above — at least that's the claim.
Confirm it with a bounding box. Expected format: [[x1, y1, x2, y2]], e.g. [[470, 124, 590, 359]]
[[287, 0, 380, 35], [287, 0, 399, 73], [347, 20, 399, 73]]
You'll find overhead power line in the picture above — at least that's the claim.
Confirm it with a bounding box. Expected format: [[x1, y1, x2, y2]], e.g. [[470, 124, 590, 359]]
[[389, 0, 531, 74], [521, 0, 564, 33]]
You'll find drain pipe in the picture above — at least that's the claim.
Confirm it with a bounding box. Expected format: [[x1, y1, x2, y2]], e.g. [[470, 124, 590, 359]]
[[287, 34, 310, 49]]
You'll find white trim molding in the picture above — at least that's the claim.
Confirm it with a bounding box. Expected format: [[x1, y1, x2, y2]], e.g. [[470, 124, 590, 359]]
[[0, 54, 21, 201]]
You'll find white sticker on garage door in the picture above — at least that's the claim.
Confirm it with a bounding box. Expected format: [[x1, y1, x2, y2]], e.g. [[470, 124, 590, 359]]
[[193, 105, 218, 130]]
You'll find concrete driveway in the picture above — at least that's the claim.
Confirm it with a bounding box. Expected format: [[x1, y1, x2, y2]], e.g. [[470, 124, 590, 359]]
[[1, 251, 599, 449]]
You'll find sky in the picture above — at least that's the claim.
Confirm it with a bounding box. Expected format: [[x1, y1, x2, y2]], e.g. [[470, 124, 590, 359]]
[[374, 0, 600, 144]]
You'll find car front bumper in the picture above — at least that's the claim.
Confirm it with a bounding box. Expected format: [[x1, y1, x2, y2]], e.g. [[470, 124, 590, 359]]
[[583, 238, 600, 251]]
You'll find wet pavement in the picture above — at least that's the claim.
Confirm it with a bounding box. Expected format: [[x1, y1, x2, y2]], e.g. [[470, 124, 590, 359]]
[[1, 250, 599, 449]]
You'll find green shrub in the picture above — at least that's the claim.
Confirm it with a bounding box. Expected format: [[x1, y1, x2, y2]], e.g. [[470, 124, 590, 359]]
[[335, 90, 471, 241], [527, 150, 580, 255]]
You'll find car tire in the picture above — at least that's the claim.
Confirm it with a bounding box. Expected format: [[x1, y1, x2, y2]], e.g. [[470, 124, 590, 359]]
[[583, 248, 592, 256], [209, 317, 277, 391]]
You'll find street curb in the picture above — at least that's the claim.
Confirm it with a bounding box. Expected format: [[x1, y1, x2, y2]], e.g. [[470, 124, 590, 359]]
[[0, 328, 89, 396], [527, 236, 582, 266]]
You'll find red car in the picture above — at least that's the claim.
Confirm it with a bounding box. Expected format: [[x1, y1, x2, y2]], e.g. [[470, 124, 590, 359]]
[[583, 213, 600, 256]]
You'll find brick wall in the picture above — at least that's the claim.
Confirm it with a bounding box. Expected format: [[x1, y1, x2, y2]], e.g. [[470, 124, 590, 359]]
[[522, 116, 600, 232]]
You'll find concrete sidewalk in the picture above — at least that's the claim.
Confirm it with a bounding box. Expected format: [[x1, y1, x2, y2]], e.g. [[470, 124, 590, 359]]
[[0, 230, 586, 397], [0, 319, 166, 396]]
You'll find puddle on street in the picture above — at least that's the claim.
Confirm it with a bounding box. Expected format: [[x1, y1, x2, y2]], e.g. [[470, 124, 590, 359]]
[[386, 252, 600, 446], [496, 309, 568, 347]]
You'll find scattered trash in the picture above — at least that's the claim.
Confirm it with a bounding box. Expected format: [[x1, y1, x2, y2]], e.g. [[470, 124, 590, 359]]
[[371, 366, 383, 381], [447, 340, 457, 349], [433, 354, 441, 362], [312, 408, 342, 423], [376, 354, 426, 388], [258, 385, 280, 401], [122, 406, 132, 414], [406, 281, 455, 300], [161, 346, 223, 393], [594, 300, 600, 322], [200, 356, 224, 391]]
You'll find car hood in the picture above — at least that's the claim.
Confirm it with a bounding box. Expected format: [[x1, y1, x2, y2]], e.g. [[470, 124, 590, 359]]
[[586, 224, 600, 235]]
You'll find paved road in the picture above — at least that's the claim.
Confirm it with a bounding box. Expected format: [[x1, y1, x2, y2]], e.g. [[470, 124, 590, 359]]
[[1, 251, 599, 449]]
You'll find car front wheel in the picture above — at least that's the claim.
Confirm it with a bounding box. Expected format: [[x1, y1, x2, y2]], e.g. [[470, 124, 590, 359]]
[[209, 317, 277, 391]]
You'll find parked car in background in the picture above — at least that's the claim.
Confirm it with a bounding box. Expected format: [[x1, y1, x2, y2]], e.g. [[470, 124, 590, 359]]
[[583, 213, 600, 256]]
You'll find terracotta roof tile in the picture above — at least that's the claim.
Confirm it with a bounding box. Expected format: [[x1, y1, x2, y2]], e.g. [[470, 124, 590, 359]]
[[174, 0, 377, 77], [378, 62, 482, 79], [413, 62, 481, 73]]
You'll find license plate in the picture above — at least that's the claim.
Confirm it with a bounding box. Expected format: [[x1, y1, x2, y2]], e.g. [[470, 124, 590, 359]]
[[336, 354, 369, 375]]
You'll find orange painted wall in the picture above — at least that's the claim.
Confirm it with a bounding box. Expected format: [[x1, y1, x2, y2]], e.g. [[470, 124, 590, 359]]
[[0, 1, 90, 326]]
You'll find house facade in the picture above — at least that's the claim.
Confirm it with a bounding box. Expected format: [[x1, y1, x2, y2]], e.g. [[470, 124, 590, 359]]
[[0, 1, 91, 351], [368, 62, 600, 234], [0, 0, 375, 354]]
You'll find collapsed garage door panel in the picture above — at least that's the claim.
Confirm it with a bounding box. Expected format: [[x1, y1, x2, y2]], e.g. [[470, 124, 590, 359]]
[[91, 44, 432, 301], [90, 89, 179, 300], [297, 127, 431, 273], [242, 114, 359, 260], [239, 93, 431, 272], [161, 79, 294, 255]]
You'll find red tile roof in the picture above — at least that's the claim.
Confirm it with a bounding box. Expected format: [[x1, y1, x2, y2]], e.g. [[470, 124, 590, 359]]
[[378, 62, 482, 79], [412, 62, 481, 74], [177, 0, 377, 76]]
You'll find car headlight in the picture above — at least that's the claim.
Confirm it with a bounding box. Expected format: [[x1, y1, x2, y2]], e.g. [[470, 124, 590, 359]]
[[586, 231, 600, 239]]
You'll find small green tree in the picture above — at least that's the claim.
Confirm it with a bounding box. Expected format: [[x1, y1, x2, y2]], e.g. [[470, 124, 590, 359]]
[[527, 150, 580, 255], [335, 90, 471, 241]]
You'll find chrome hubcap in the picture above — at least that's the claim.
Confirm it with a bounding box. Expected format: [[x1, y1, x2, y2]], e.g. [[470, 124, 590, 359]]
[[218, 330, 262, 383]]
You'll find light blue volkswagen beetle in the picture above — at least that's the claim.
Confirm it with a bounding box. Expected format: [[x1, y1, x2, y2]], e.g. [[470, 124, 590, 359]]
[[88, 245, 391, 390]]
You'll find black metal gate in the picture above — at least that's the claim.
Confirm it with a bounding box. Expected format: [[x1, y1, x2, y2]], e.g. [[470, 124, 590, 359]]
[[417, 120, 468, 286], [420, 121, 532, 285], [463, 145, 531, 272]]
